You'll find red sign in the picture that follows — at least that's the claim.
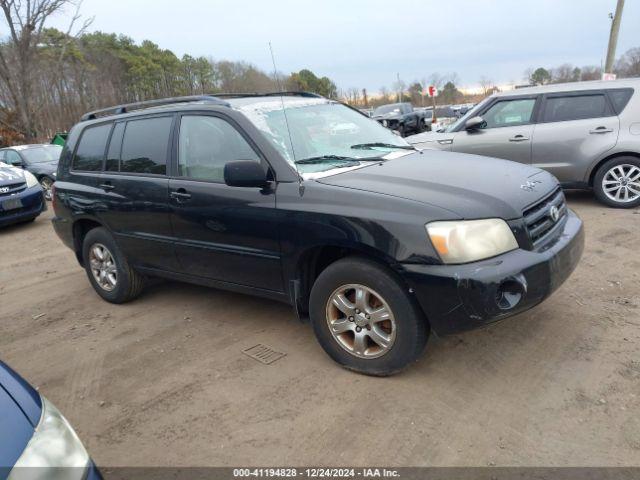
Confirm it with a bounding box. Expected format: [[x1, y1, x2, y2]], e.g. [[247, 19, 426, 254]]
[[427, 86, 437, 97]]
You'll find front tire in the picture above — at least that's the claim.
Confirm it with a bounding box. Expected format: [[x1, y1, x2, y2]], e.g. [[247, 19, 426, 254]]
[[39, 176, 53, 201], [594, 157, 640, 208], [309, 257, 429, 376], [82, 227, 145, 303]]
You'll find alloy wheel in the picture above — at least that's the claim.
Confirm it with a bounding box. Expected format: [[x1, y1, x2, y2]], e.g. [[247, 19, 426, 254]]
[[325, 284, 397, 359], [602, 164, 640, 203], [40, 177, 53, 201], [89, 243, 118, 292]]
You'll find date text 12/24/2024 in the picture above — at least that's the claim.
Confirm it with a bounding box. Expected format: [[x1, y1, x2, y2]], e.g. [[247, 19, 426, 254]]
[[233, 468, 400, 478]]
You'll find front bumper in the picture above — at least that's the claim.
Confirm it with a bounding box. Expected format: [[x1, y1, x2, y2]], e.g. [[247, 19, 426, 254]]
[[0, 186, 46, 227], [401, 210, 584, 335]]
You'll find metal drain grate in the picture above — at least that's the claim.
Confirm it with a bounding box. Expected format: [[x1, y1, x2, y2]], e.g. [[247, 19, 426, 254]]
[[242, 344, 286, 365]]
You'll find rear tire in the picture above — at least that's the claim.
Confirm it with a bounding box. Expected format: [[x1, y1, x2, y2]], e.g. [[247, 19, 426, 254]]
[[593, 156, 640, 208], [309, 257, 429, 376], [82, 227, 145, 303]]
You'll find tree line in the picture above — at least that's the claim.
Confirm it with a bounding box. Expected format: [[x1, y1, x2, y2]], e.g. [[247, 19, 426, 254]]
[[344, 46, 640, 111], [1, 1, 639, 145], [525, 48, 640, 85], [0, 0, 337, 144]]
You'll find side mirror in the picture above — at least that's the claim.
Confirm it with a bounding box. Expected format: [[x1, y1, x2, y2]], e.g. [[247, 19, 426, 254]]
[[224, 160, 269, 188], [465, 116, 485, 131]]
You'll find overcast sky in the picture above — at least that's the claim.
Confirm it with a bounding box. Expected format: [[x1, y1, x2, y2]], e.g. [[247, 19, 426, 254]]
[[48, 0, 639, 92]]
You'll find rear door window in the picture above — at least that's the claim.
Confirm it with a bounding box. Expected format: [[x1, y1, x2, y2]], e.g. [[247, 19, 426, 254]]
[[542, 94, 609, 122], [120, 116, 173, 175], [73, 123, 111, 171]]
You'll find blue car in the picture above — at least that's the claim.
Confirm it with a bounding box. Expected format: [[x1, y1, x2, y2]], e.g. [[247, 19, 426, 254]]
[[0, 361, 102, 480], [0, 161, 46, 227]]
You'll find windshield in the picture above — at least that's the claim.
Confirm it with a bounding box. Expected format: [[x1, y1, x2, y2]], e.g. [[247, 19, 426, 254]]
[[443, 98, 491, 132], [20, 145, 62, 164], [373, 104, 402, 116], [235, 99, 412, 173]]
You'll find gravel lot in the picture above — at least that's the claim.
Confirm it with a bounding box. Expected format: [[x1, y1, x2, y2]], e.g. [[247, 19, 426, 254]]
[[1, 192, 639, 467]]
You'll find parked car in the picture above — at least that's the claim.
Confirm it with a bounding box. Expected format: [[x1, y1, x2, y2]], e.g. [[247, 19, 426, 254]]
[[52, 92, 583, 376], [0, 360, 102, 479], [407, 79, 640, 208], [0, 161, 46, 227], [372, 102, 428, 136], [426, 106, 458, 131], [0, 144, 63, 200]]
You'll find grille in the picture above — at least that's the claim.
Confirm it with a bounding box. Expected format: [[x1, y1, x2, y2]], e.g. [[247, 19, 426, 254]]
[[523, 187, 567, 248], [0, 182, 26, 197]]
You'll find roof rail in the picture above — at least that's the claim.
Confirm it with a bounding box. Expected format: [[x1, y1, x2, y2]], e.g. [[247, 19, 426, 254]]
[[80, 95, 230, 121], [213, 91, 323, 99]]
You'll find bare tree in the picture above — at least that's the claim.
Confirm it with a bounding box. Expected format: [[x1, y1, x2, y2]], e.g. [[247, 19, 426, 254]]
[[0, 0, 89, 140], [551, 63, 575, 83], [478, 76, 494, 96]]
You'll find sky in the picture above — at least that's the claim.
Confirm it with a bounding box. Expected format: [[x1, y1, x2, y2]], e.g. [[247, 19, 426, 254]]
[[47, 0, 640, 93]]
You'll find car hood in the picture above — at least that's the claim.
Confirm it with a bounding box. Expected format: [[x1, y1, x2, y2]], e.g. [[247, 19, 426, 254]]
[[373, 112, 402, 120], [29, 161, 58, 174], [316, 151, 559, 220], [0, 163, 26, 186]]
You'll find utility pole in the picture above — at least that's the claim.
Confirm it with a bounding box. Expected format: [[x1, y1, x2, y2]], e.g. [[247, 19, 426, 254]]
[[396, 73, 401, 102], [605, 0, 625, 74]]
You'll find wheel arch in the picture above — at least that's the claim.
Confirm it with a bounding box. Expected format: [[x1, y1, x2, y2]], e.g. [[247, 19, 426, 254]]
[[292, 243, 412, 317], [72, 218, 104, 266], [588, 151, 640, 186]]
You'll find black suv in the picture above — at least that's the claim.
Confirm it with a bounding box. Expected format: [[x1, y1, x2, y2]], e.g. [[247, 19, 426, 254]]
[[52, 93, 584, 375]]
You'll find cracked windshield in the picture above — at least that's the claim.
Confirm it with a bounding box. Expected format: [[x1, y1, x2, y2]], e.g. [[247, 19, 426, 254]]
[[235, 98, 413, 174]]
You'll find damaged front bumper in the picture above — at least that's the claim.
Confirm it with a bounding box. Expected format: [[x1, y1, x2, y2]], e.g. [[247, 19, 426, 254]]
[[400, 210, 584, 335]]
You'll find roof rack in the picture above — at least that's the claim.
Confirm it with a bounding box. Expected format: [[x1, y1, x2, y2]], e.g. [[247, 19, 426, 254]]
[[80, 95, 230, 121], [213, 91, 323, 99]]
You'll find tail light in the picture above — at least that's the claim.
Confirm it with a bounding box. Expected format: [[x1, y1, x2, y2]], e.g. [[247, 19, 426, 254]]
[[51, 183, 56, 210]]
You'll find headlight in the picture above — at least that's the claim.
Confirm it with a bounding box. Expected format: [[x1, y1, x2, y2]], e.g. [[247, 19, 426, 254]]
[[426, 218, 518, 264], [24, 170, 39, 188], [9, 396, 89, 480]]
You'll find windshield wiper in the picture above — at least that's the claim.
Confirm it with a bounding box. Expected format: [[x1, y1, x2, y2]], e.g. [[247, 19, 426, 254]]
[[350, 142, 416, 151], [294, 155, 360, 165]]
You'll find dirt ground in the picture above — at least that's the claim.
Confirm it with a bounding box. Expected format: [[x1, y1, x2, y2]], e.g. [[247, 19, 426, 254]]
[[1, 192, 639, 467]]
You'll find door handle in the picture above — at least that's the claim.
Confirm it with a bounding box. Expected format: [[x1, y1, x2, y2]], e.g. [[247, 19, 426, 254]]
[[170, 189, 192, 201], [509, 135, 530, 142], [99, 182, 114, 191], [589, 127, 613, 134]]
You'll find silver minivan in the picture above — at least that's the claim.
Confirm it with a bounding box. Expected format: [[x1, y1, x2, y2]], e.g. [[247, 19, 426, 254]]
[[407, 79, 640, 208]]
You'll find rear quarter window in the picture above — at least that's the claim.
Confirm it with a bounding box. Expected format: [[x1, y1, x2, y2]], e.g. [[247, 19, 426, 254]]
[[120, 116, 173, 175], [607, 88, 634, 114], [73, 123, 112, 171]]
